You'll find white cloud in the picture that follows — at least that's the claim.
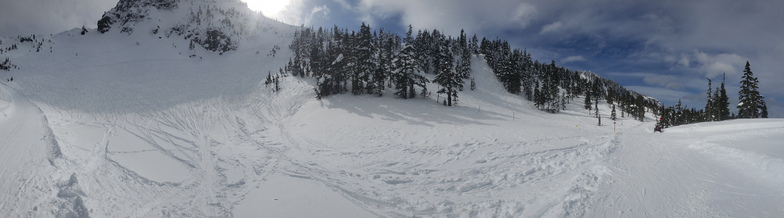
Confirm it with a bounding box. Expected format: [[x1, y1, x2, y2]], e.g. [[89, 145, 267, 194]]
[[643, 75, 684, 90], [608, 72, 704, 91], [303, 5, 330, 25], [540, 21, 563, 34], [272, 0, 306, 25], [335, 0, 353, 10], [319, 0, 545, 36], [561, 55, 585, 63], [511, 2, 537, 28], [692, 50, 745, 79], [664, 55, 675, 63], [703, 62, 734, 77], [678, 54, 689, 67], [0, 0, 116, 36]]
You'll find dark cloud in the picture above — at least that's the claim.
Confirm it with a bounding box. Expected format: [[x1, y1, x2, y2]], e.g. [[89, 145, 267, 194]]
[[0, 0, 116, 36]]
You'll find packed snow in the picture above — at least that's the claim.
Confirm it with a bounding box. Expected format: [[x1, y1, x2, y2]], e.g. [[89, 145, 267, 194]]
[[1, 3, 783, 217]]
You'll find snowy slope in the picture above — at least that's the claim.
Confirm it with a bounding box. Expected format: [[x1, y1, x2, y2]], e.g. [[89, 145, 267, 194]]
[[592, 119, 784, 217], [1, 1, 783, 217], [0, 81, 72, 217]]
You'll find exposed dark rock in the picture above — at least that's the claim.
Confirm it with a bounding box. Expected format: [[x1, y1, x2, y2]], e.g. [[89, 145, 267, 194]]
[[97, 0, 178, 34]]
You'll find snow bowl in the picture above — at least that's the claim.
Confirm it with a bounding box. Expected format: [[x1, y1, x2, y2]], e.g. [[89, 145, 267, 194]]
[[107, 129, 191, 184]]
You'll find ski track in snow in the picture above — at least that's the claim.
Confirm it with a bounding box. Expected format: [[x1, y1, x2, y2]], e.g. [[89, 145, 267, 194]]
[[1, 10, 783, 217]]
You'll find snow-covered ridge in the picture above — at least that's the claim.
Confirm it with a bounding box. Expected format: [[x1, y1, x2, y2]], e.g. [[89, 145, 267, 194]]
[[98, 0, 179, 33], [98, 0, 269, 53]]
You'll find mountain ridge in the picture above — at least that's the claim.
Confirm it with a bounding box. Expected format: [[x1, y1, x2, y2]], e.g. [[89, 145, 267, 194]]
[[96, 0, 273, 53]]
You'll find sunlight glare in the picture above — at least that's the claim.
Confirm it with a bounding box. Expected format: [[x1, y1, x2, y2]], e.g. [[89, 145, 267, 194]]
[[242, 0, 290, 19]]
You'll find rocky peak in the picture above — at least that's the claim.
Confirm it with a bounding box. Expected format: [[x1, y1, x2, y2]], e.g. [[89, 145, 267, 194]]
[[97, 0, 262, 53], [98, 0, 178, 33]]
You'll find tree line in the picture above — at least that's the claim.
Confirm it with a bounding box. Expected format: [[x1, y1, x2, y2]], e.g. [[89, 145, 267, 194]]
[[287, 24, 474, 106], [657, 61, 768, 128], [478, 37, 658, 121], [287, 23, 660, 120]]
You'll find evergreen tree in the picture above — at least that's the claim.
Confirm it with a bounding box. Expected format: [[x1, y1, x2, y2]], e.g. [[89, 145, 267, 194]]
[[458, 29, 467, 52], [594, 92, 599, 118], [636, 95, 645, 122], [548, 60, 561, 112], [541, 72, 552, 110], [708, 87, 717, 119], [706, 78, 714, 121], [673, 99, 683, 125], [535, 81, 543, 110], [404, 24, 413, 44], [470, 34, 479, 54], [718, 74, 730, 120], [325, 40, 345, 95], [414, 30, 432, 74], [456, 44, 472, 79], [343, 31, 358, 93], [274, 74, 280, 92], [434, 38, 462, 106], [265, 71, 272, 87], [584, 86, 592, 115], [737, 61, 761, 118], [596, 97, 601, 126], [309, 35, 325, 77], [606, 90, 615, 106], [291, 54, 302, 77], [621, 103, 625, 118], [514, 50, 524, 94], [353, 23, 375, 95], [371, 31, 394, 96], [431, 30, 443, 75], [561, 92, 567, 111], [392, 44, 428, 99], [521, 50, 533, 101], [611, 104, 617, 121]]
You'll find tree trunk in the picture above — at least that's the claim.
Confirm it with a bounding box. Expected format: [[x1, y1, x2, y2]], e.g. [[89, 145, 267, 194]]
[[447, 88, 453, 106]]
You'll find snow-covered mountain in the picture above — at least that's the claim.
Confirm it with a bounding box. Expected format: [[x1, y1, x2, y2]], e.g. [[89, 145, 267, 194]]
[[1, 0, 782, 217], [97, 0, 281, 54]]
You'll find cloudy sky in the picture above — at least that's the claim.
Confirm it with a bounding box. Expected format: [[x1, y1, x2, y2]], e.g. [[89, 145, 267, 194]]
[[1, 0, 782, 117]]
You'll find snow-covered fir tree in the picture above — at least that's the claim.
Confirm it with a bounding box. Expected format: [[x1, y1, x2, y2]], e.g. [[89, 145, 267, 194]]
[[434, 37, 462, 106], [737, 61, 764, 118], [392, 44, 428, 99]]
